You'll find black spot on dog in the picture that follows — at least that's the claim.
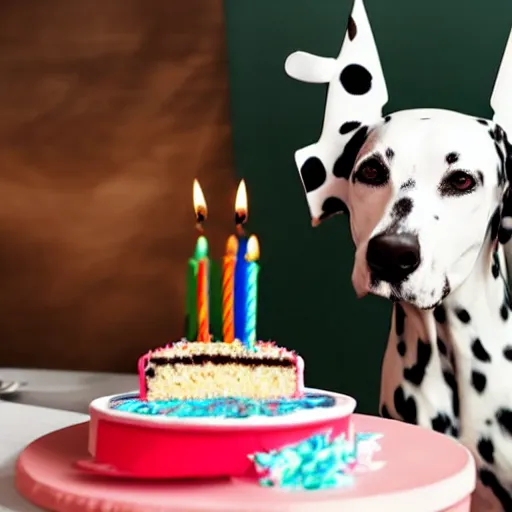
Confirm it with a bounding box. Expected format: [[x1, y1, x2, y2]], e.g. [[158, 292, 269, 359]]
[[503, 346, 512, 360], [499, 188, 512, 244], [391, 197, 413, 220], [479, 468, 512, 510], [471, 370, 487, 393], [477, 437, 495, 464], [455, 308, 471, 324], [441, 277, 451, 299], [300, 157, 327, 193], [393, 386, 417, 424], [420, 117, 430, 120], [486, 418, 493, 426], [477, 171, 484, 185], [443, 370, 460, 418], [501, 303, 509, 321], [384, 115, 391, 123], [446, 152, 459, 165], [319, 197, 349, 221], [495, 143, 506, 185], [494, 125, 504, 143], [433, 305, 446, 324], [333, 126, 369, 179], [496, 408, 512, 436], [347, 16, 357, 40], [380, 403, 393, 419], [499, 221, 512, 245], [397, 340, 406, 357], [400, 179, 416, 190], [477, 118, 489, 126], [403, 339, 432, 386], [437, 337, 448, 356], [489, 207, 501, 242], [385, 147, 394, 160], [145, 367, 155, 378], [471, 338, 491, 363], [339, 64, 373, 95], [492, 253, 500, 279], [339, 121, 362, 135], [490, 126, 504, 142], [431, 412, 452, 434]]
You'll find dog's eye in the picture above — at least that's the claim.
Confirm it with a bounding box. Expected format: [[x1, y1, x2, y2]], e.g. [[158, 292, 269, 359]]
[[440, 171, 476, 196], [354, 159, 389, 186]]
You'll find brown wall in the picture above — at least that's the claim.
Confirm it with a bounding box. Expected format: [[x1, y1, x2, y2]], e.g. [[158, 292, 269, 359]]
[[0, 0, 235, 372]]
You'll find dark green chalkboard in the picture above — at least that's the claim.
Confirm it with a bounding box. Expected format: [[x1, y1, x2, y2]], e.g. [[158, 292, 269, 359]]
[[223, 0, 512, 414]]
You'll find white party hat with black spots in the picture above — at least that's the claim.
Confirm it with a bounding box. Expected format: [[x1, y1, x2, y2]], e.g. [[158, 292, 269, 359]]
[[285, 0, 388, 226]]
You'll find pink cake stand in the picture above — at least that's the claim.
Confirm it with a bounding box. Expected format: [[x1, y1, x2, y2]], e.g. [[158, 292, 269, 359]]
[[79, 388, 356, 479], [16, 413, 475, 512]]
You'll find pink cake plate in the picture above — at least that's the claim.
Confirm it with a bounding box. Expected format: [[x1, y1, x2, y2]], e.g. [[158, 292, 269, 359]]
[[76, 387, 356, 480], [16, 413, 476, 512]]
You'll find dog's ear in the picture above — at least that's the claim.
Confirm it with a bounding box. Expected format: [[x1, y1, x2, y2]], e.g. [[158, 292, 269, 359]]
[[285, 0, 388, 226], [498, 132, 512, 245], [490, 30, 512, 244]]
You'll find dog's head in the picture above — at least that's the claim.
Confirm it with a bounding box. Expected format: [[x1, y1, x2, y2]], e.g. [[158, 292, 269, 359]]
[[348, 109, 512, 309], [286, 0, 512, 309]]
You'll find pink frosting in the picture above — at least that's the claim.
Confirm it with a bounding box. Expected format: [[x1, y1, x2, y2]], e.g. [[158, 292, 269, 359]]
[[137, 352, 151, 401], [293, 355, 305, 398]]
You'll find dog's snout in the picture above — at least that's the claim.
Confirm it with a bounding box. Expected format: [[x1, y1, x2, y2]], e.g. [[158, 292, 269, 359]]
[[366, 232, 421, 284]]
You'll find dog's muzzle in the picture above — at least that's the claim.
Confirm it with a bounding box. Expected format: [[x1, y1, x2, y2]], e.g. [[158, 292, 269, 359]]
[[366, 232, 421, 284]]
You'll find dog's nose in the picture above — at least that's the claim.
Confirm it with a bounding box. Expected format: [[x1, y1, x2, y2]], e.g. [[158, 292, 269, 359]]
[[366, 232, 421, 284]]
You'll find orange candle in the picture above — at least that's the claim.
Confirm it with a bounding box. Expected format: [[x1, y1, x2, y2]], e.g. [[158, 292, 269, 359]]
[[197, 256, 210, 342], [222, 235, 238, 343]]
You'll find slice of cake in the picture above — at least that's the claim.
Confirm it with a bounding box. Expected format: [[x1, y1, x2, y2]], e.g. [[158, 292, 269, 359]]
[[138, 340, 304, 401]]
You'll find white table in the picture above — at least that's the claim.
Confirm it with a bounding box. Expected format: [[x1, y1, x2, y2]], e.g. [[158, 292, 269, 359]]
[[0, 368, 136, 512]]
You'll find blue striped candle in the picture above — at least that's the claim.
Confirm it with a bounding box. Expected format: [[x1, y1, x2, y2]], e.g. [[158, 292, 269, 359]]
[[234, 237, 248, 341], [244, 235, 260, 349]]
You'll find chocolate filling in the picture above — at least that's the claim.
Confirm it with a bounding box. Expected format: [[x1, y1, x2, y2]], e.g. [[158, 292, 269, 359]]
[[149, 354, 295, 368]]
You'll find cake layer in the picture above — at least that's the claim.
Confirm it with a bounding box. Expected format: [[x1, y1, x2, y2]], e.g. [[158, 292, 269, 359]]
[[138, 340, 304, 401]]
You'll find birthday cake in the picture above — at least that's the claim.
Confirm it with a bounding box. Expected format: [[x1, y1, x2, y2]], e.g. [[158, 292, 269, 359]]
[[81, 0, 385, 490], [138, 340, 304, 401]]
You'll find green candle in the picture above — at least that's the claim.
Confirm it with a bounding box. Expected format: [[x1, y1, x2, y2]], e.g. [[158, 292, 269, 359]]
[[185, 236, 208, 340]]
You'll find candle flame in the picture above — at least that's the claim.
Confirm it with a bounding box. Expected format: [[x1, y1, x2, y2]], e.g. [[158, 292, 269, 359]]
[[193, 179, 208, 229], [245, 235, 260, 262], [235, 180, 248, 230], [226, 235, 239, 258]]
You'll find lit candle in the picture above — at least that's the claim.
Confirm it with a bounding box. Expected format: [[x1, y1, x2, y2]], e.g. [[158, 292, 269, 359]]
[[234, 180, 249, 341], [234, 180, 248, 234], [192, 180, 210, 342], [185, 236, 208, 340], [197, 251, 210, 342], [222, 235, 239, 343], [244, 235, 260, 349]]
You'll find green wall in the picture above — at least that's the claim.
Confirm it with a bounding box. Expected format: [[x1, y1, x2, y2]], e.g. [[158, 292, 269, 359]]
[[223, 0, 512, 414]]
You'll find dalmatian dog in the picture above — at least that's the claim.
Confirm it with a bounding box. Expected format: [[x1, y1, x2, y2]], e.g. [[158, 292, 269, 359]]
[[285, 1, 512, 510]]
